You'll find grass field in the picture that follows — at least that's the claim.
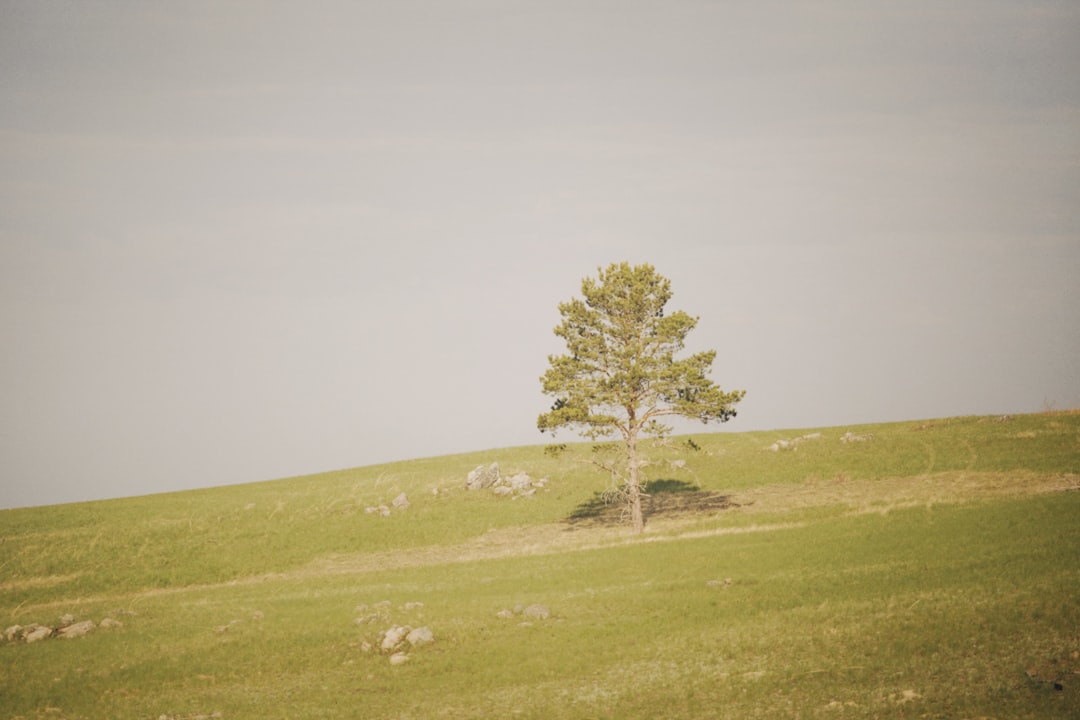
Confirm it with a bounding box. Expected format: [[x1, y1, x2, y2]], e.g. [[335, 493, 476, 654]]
[[2, 412, 1078, 719]]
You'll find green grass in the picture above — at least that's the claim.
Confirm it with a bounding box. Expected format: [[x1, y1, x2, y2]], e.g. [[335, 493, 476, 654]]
[[1, 412, 1078, 718]]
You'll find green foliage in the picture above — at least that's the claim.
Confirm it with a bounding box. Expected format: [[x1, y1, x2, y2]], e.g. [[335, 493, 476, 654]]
[[538, 262, 744, 532], [538, 262, 744, 441]]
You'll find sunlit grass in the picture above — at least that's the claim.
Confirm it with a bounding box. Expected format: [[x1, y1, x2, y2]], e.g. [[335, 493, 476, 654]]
[[1, 412, 1078, 718]]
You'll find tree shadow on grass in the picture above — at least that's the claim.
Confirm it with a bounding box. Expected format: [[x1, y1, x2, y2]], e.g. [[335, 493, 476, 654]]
[[565, 478, 739, 529]]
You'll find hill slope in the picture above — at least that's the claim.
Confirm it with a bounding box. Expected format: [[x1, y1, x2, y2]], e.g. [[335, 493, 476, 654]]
[[1, 412, 1078, 719]]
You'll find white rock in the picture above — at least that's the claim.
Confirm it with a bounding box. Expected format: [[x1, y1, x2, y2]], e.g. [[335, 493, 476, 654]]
[[522, 604, 550, 620], [25, 625, 53, 643], [381, 625, 410, 651], [57, 620, 95, 639], [466, 462, 500, 490], [389, 653, 410, 666], [406, 626, 434, 647], [508, 472, 532, 490]]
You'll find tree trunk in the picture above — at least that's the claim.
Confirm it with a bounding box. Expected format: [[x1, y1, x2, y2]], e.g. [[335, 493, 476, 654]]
[[627, 431, 644, 534]]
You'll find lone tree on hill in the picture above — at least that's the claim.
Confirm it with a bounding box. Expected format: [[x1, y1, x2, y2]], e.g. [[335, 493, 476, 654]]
[[538, 262, 745, 534]]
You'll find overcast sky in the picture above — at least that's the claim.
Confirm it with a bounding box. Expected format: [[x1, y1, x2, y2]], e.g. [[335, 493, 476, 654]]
[[2, 1, 1078, 509]]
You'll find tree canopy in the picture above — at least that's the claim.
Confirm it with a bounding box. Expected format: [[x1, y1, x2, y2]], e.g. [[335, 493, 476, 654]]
[[538, 262, 745, 533]]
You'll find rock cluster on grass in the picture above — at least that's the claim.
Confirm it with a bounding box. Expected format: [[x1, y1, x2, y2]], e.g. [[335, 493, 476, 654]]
[[767, 433, 822, 452], [364, 492, 410, 517], [495, 603, 552, 623], [465, 462, 548, 498], [766, 431, 874, 450], [3, 612, 129, 645], [355, 600, 434, 666]]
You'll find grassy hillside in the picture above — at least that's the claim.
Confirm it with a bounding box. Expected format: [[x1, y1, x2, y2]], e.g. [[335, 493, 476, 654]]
[[1, 412, 1078, 719]]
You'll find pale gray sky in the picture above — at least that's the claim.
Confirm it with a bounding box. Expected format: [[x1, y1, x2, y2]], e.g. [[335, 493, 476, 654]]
[[2, 1, 1078, 508]]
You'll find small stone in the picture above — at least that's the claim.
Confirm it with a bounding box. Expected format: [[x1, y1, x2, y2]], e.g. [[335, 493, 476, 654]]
[[892, 689, 921, 704], [391, 492, 410, 509], [406, 627, 434, 647], [389, 653, 409, 666], [25, 625, 53, 643], [522, 604, 550, 620], [60, 614, 75, 626], [4, 625, 22, 642], [360, 641, 372, 653], [381, 625, 410, 651], [508, 472, 532, 490], [57, 620, 95, 639], [495, 609, 514, 619], [466, 462, 500, 490], [99, 618, 123, 629]]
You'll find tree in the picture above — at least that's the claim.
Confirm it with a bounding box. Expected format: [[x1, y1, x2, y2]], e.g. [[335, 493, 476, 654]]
[[538, 262, 745, 534]]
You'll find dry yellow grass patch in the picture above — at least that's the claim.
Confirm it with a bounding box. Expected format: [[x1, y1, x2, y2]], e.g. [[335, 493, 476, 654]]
[[733, 471, 1079, 516], [0, 572, 83, 594]]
